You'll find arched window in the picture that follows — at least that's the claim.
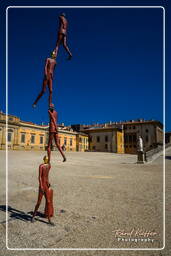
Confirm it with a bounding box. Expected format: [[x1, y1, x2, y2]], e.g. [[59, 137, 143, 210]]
[[8, 132, 12, 142]]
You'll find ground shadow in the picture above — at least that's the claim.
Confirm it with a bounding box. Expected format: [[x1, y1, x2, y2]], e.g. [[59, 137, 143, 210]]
[[28, 211, 45, 218], [0, 205, 47, 224], [165, 156, 171, 160]]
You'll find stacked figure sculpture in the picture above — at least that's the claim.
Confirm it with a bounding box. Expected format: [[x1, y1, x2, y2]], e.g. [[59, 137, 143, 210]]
[[54, 12, 72, 59], [32, 156, 54, 225], [31, 13, 72, 226], [32, 51, 57, 107], [47, 104, 66, 163]]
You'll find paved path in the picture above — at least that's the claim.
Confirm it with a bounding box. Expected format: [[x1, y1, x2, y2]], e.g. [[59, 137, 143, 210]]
[[0, 150, 170, 256]]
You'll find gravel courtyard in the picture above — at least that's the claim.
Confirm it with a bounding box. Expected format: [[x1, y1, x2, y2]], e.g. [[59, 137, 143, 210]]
[[0, 149, 171, 256]]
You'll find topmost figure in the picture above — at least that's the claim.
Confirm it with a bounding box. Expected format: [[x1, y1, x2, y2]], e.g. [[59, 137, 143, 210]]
[[54, 13, 72, 60]]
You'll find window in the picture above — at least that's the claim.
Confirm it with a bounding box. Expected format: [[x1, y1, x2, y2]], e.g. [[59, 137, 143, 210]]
[[129, 135, 132, 143], [40, 136, 43, 144], [146, 129, 149, 133], [9, 117, 13, 121], [146, 135, 149, 142], [8, 133, 12, 142], [105, 144, 108, 149], [133, 135, 136, 142], [89, 136, 92, 142], [21, 133, 25, 143], [31, 135, 35, 144], [97, 136, 100, 143], [105, 136, 108, 142], [64, 137, 67, 145], [70, 138, 72, 146]]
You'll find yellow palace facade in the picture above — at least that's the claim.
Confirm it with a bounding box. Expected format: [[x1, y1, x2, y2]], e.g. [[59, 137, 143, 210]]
[[0, 112, 88, 152], [0, 112, 125, 153]]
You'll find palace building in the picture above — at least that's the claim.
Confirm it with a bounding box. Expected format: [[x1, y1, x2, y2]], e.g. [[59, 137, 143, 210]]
[[72, 119, 163, 154], [122, 120, 163, 154], [0, 112, 88, 152], [82, 127, 124, 153], [0, 112, 163, 154]]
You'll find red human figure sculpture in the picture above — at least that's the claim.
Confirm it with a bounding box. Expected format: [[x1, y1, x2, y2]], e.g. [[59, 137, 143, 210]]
[[54, 13, 72, 60], [31, 156, 54, 226], [47, 103, 66, 163], [32, 51, 57, 108]]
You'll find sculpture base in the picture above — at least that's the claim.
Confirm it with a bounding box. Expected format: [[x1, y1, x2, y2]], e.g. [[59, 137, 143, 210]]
[[137, 151, 145, 164]]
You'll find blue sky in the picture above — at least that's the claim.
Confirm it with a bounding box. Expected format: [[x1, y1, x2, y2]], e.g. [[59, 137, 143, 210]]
[[0, 0, 170, 131]]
